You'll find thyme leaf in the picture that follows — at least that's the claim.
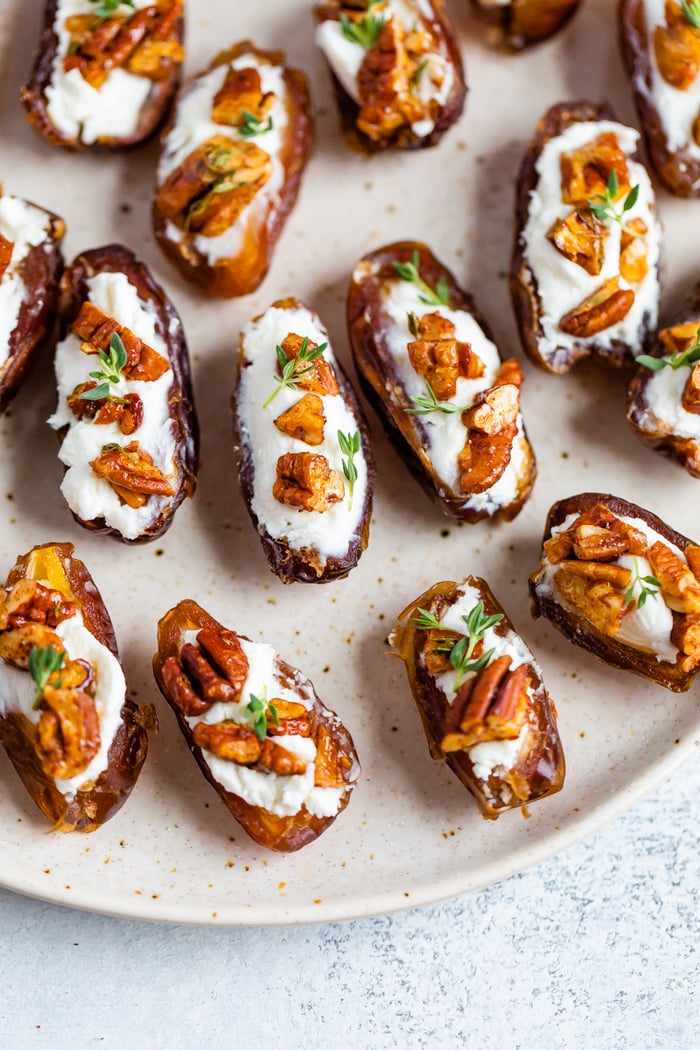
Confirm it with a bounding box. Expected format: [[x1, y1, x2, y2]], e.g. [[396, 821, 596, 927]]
[[78, 332, 128, 401], [244, 690, 280, 742], [28, 644, 65, 709], [682, 1, 700, 28], [623, 557, 662, 610], [338, 429, 361, 509], [413, 599, 504, 690], [406, 381, 464, 416], [340, 2, 386, 49], [635, 329, 700, 372], [239, 110, 274, 139], [587, 172, 642, 237], [262, 336, 328, 409], [393, 251, 450, 306], [88, 0, 135, 19]]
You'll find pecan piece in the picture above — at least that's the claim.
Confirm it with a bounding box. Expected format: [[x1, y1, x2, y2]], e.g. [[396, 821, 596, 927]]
[[273, 452, 345, 512], [543, 531, 574, 564], [653, 1, 700, 91], [0, 233, 13, 280], [407, 311, 482, 401], [619, 218, 649, 285], [91, 441, 174, 508], [422, 627, 463, 675], [555, 559, 632, 587], [553, 570, 627, 636], [68, 385, 144, 436], [211, 66, 276, 127], [192, 721, 262, 764], [180, 643, 239, 704], [682, 363, 700, 416], [278, 332, 339, 396], [0, 579, 77, 631], [257, 737, 307, 776], [566, 506, 648, 554], [274, 393, 326, 446], [560, 132, 631, 205], [559, 277, 635, 338], [458, 360, 522, 494], [570, 523, 633, 561], [693, 113, 700, 148], [671, 613, 700, 669], [356, 18, 423, 142], [195, 627, 249, 697], [73, 301, 169, 382], [441, 656, 530, 753], [646, 541, 700, 614], [154, 133, 242, 220], [313, 723, 348, 787], [36, 685, 100, 780], [685, 544, 700, 580], [183, 141, 272, 238], [659, 320, 700, 355], [546, 207, 605, 276], [127, 1, 184, 80], [161, 655, 212, 716], [0, 623, 64, 668]]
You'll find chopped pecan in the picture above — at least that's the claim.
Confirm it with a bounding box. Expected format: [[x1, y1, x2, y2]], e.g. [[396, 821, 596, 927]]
[[567, 506, 648, 553], [554, 570, 627, 636], [458, 359, 522, 494], [36, 685, 100, 780], [68, 385, 144, 436], [127, 1, 184, 80], [268, 697, 312, 738], [682, 363, 700, 416], [278, 332, 339, 396], [646, 541, 700, 613], [73, 301, 169, 382], [441, 656, 530, 753], [560, 132, 631, 205], [619, 218, 649, 284], [0, 623, 64, 668], [211, 66, 276, 127], [257, 738, 307, 776], [653, 1, 700, 91], [0, 233, 13, 280], [161, 655, 212, 716], [155, 134, 241, 219], [559, 277, 635, 338], [273, 452, 345, 512], [192, 720, 261, 764], [571, 523, 633, 561], [0, 579, 77, 631], [183, 140, 272, 237], [195, 627, 249, 697], [422, 627, 463, 675], [671, 613, 700, 668], [544, 531, 574, 564], [180, 643, 239, 704], [91, 441, 174, 508], [407, 311, 482, 401], [659, 319, 700, 355], [274, 393, 326, 446], [685, 543, 700, 580], [546, 207, 606, 275], [555, 558, 632, 587], [313, 723, 348, 787]]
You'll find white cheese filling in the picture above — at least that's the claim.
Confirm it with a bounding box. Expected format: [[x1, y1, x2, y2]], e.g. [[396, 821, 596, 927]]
[[523, 120, 661, 358], [237, 304, 369, 564], [182, 631, 354, 818], [315, 0, 454, 138], [158, 54, 289, 266], [373, 272, 526, 509], [536, 510, 682, 662], [640, 0, 700, 164], [0, 608, 126, 800], [0, 195, 55, 366], [48, 271, 178, 541], [44, 0, 155, 144], [637, 356, 700, 442]]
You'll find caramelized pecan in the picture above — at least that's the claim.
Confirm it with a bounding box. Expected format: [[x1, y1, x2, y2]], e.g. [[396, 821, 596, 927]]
[[36, 684, 100, 780], [0, 233, 13, 280], [555, 558, 632, 587], [682, 363, 700, 416], [195, 627, 249, 696], [274, 393, 326, 445], [653, 1, 700, 91], [257, 738, 307, 776], [671, 613, 700, 666], [659, 320, 700, 355], [68, 385, 144, 436], [73, 301, 169, 382], [91, 441, 174, 507], [422, 627, 463, 675], [458, 359, 521, 494], [441, 655, 531, 753], [154, 133, 242, 219], [0, 578, 77, 631], [546, 207, 605, 275], [161, 655, 211, 716], [313, 723, 348, 787], [685, 544, 700, 580], [407, 311, 482, 400], [180, 643, 239, 704], [560, 132, 631, 205], [646, 541, 700, 613], [192, 721, 261, 763], [553, 570, 627, 636], [278, 332, 339, 396], [619, 218, 649, 285], [211, 66, 276, 127], [265, 698, 311, 739], [0, 623, 64, 668], [181, 141, 272, 238], [273, 452, 345, 512], [559, 277, 635, 338]]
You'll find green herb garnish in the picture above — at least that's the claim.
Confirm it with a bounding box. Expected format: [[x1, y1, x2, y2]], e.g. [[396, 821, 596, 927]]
[[338, 429, 361, 509], [78, 332, 128, 402], [413, 600, 504, 690], [244, 690, 279, 741], [410, 60, 429, 89], [682, 1, 700, 29], [340, 2, 386, 49], [624, 557, 662, 610], [262, 337, 328, 409], [88, 0, 135, 19], [393, 251, 450, 307], [587, 172, 641, 237], [28, 644, 65, 709], [406, 381, 464, 416], [636, 330, 700, 372], [239, 110, 273, 139]]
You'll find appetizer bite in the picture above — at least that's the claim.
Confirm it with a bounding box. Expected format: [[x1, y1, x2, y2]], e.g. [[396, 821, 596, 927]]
[[234, 298, 373, 584], [0, 186, 65, 413], [153, 41, 313, 297], [389, 576, 565, 819], [627, 281, 700, 476], [511, 101, 662, 374], [619, 0, 700, 197], [0, 542, 152, 831], [314, 0, 466, 151], [154, 600, 360, 852], [347, 241, 536, 522], [48, 244, 198, 543], [21, 0, 185, 150], [530, 493, 700, 691], [470, 0, 581, 51]]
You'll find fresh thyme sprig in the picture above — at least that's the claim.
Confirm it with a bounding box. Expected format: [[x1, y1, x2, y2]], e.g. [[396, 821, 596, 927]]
[[244, 689, 280, 742], [89, 0, 135, 19], [406, 381, 464, 416], [338, 429, 361, 509], [239, 110, 274, 139], [413, 600, 505, 689], [340, 1, 386, 49], [185, 171, 243, 229], [587, 172, 641, 236], [624, 557, 662, 610], [636, 329, 700, 372], [262, 337, 328, 409], [393, 251, 450, 307], [410, 59, 429, 90], [78, 332, 128, 401], [28, 644, 65, 709], [682, 1, 700, 29]]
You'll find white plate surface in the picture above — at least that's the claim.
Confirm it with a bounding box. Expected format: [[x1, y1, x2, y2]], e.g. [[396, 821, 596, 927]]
[[0, 0, 699, 926]]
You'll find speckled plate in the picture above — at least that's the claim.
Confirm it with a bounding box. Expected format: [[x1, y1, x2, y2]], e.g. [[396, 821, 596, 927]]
[[0, 0, 699, 926]]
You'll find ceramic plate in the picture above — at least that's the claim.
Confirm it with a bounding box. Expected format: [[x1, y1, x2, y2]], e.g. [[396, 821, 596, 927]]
[[0, 0, 699, 926]]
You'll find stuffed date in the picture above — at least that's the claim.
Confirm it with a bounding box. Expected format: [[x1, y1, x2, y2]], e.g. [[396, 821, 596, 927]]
[[234, 297, 373, 584], [470, 0, 581, 51], [389, 576, 565, 819], [0, 186, 65, 413], [21, 0, 185, 150], [347, 241, 536, 522], [153, 41, 313, 298], [511, 101, 662, 374], [314, 0, 466, 151], [48, 244, 198, 543], [0, 542, 152, 831], [153, 600, 361, 852], [530, 493, 700, 691]]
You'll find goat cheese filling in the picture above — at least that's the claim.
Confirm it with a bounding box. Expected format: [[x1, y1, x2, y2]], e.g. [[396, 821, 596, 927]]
[[0, 195, 55, 366]]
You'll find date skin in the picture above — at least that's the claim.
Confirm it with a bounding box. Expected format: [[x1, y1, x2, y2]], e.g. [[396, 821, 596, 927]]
[[619, 0, 700, 198], [0, 542, 153, 832], [390, 576, 565, 819], [57, 244, 199, 543], [347, 240, 536, 522], [153, 41, 313, 298], [153, 600, 360, 852], [20, 0, 184, 151], [510, 100, 660, 374], [530, 492, 700, 691], [471, 0, 581, 51]]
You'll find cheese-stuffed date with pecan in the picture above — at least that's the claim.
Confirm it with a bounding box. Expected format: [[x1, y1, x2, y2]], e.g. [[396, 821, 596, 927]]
[[0, 186, 65, 413], [21, 0, 185, 150], [470, 0, 581, 51], [389, 576, 565, 819], [530, 493, 700, 691], [627, 281, 700, 476], [347, 241, 536, 522], [153, 600, 361, 852], [0, 542, 153, 831], [153, 41, 313, 298], [619, 0, 700, 197], [314, 0, 466, 151], [48, 244, 198, 543], [234, 297, 374, 584], [511, 101, 662, 374]]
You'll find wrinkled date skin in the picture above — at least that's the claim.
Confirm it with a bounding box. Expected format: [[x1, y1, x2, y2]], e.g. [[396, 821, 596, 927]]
[[390, 576, 565, 819], [347, 240, 536, 522], [471, 0, 581, 51], [153, 41, 313, 298], [20, 0, 185, 150], [619, 0, 700, 197], [57, 244, 199, 542], [627, 281, 700, 477], [153, 600, 360, 852], [0, 543, 153, 832], [0, 199, 65, 414]]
